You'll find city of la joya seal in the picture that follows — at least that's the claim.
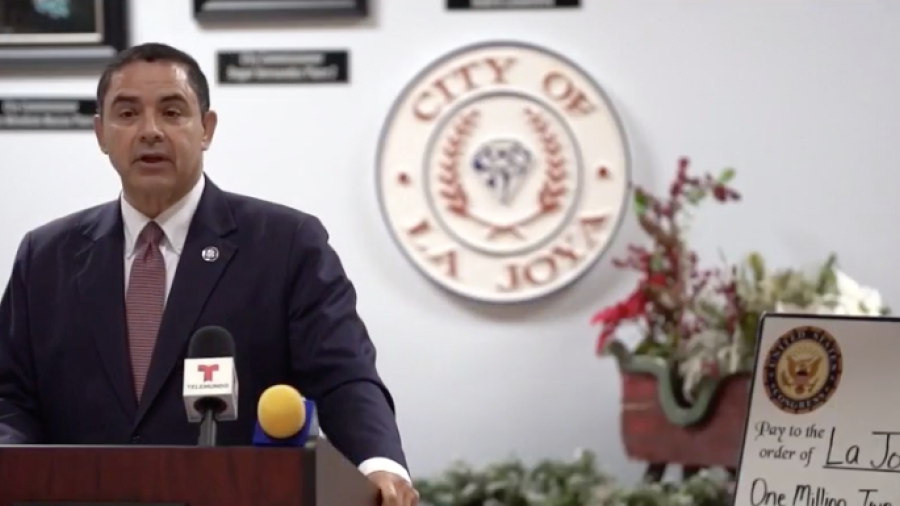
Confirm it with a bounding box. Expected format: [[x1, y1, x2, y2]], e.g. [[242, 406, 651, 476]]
[[376, 42, 630, 303], [763, 326, 842, 414]]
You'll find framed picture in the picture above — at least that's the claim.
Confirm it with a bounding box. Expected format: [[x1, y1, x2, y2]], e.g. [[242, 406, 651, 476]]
[[0, 0, 128, 69], [194, 0, 368, 22]]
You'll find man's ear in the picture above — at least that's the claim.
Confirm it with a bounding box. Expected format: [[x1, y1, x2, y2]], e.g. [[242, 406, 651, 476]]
[[93, 114, 108, 154], [201, 110, 218, 151]]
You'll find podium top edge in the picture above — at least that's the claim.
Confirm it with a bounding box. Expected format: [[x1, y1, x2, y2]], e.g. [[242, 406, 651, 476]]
[[0, 445, 312, 450]]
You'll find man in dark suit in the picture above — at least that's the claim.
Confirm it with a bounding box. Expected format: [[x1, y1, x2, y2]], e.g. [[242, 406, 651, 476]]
[[0, 43, 417, 506]]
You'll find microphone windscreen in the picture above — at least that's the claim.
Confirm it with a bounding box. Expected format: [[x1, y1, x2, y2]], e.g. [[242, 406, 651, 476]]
[[253, 394, 317, 448], [187, 326, 236, 358], [257, 385, 306, 438]]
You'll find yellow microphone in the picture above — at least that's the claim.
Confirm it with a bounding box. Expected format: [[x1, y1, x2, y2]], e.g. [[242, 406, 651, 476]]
[[253, 385, 310, 445]]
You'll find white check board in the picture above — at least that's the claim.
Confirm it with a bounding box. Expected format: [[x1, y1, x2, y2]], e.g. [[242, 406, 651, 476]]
[[734, 314, 898, 506]]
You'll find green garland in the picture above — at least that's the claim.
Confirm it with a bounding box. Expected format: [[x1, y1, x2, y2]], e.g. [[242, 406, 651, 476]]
[[415, 450, 733, 506]]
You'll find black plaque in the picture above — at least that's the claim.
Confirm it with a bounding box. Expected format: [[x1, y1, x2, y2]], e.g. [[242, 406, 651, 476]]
[[217, 50, 349, 85], [195, 0, 367, 22], [0, 0, 128, 70], [0, 98, 96, 130], [447, 0, 580, 9]]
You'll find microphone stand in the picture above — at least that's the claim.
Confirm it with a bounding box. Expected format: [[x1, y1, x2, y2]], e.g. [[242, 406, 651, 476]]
[[198, 409, 218, 447]]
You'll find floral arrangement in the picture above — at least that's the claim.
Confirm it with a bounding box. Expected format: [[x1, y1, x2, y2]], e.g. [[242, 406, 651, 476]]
[[415, 449, 733, 506], [590, 158, 743, 368], [590, 158, 888, 398], [606, 471, 732, 506]]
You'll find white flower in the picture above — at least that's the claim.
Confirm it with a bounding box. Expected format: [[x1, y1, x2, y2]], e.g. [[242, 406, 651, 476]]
[[824, 270, 885, 316], [775, 302, 811, 313], [775, 270, 886, 316], [776, 301, 840, 315], [678, 329, 740, 400]]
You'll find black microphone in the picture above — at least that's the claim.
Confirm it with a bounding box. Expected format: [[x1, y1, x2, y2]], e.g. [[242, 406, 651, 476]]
[[182, 326, 238, 447]]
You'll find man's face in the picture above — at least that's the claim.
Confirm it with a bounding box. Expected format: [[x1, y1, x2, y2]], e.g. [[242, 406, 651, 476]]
[[94, 60, 217, 201]]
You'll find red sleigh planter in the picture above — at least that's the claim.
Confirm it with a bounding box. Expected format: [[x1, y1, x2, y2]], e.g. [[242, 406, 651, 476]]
[[607, 341, 750, 478]]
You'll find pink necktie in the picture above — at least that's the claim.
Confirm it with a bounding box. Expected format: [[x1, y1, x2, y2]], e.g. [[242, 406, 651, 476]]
[[125, 221, 166, 398]]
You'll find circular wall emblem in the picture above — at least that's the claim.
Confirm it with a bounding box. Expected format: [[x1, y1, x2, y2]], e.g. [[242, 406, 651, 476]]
[[376, 42, 630, 303], [762, 326, 842, 414]]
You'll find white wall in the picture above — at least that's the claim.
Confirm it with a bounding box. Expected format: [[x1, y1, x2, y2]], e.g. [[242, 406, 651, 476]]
[[1, 0, 899, 482]]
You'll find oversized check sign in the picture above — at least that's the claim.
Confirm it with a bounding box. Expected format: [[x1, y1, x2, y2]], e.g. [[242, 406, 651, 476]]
[[734, 313, 898, 506]]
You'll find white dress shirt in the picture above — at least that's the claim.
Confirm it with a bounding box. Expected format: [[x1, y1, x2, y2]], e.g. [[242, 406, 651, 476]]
[[120, 176, 410, 482]]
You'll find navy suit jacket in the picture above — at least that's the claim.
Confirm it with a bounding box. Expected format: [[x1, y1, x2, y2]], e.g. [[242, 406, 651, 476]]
[[0, 179, 406, 469]]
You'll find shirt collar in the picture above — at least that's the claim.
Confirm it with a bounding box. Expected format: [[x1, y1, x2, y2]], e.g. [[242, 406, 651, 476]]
[[121, 176, 206, 258]]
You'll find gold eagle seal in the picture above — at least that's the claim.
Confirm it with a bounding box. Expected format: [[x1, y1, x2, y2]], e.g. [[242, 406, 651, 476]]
[[762, 325, 842, 414]]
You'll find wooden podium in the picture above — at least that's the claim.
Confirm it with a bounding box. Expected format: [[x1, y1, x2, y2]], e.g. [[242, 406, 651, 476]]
[[0, 439, 378, 506]]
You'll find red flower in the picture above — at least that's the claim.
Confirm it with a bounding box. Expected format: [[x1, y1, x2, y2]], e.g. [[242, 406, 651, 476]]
[[591, 274, 667, 353], [589, 158, 740, 359]]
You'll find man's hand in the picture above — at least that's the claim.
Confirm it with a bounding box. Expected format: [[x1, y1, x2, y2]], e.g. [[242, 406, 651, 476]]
[[367, 471, 419, 506]]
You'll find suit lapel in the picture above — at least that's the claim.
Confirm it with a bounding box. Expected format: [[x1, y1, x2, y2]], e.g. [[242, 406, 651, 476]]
[[75, 202, 138, 421], [135, 180, 238, 425]]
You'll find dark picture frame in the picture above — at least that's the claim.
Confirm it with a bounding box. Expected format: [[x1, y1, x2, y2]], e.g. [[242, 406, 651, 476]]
[[447, 0, 580, 8], [194, 0, 368, 22], [0, 0, 128, 70]]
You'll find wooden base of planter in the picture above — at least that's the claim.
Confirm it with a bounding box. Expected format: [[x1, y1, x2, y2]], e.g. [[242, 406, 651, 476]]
[[620, 371, 750, 469]]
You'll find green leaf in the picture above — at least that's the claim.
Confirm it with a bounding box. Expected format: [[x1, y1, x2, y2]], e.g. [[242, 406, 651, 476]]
[[815, 253, 839, 294], [648, 253, 665, 272], [717, 168, 736, 184], [686, 188, 706, 204], [633, 190, 649, 214], [635, 340, 668, 356], [747, 252, 766, 282]]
